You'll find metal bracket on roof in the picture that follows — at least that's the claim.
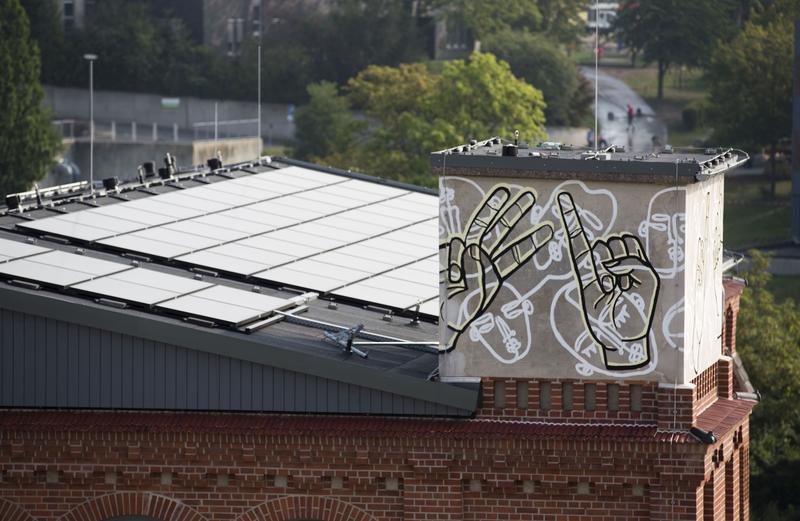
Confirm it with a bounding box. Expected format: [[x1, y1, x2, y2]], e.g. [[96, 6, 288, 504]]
[[324, 324, 369, 358]]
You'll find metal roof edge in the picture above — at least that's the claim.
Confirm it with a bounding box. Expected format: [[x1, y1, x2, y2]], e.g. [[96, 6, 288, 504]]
[[0, 285, 478, 414], [275, 157, 438, 196], [429, 154, 701, 184]]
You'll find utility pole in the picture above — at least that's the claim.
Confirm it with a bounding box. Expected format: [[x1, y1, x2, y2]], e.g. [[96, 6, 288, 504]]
[[84, 53, 98, 195]]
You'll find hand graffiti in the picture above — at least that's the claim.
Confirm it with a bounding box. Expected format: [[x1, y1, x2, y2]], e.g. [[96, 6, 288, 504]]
[[442, 185, 554, 351], [557, 192, 660, 370]]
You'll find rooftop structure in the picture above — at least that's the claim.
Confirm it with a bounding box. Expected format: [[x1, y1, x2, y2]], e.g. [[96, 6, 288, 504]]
[[0, 144, 755, 521]]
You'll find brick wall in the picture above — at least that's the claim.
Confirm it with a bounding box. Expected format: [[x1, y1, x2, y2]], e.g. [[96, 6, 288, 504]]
[[0, 410, 752, 521]]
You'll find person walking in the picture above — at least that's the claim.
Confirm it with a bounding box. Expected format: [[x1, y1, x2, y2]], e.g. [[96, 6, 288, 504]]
[[626, 104, 634, 127]]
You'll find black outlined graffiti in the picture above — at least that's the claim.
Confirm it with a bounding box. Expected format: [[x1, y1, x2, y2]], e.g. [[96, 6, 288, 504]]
[[557, 192, 660, 370], [441, 185, 554, 351]]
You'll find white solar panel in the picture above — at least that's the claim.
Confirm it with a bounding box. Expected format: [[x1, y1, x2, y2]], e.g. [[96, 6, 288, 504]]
[[125, 198, 201, 219], [0, 238, 50, 262], [191, 213, 274, 235], [418, 299, 440, 317], [156, 285, 291, 326], [162, 221, 248, 242], [175, 249, 270, 275], [11, 164, 441, 312], [207, 243, 296, 266], [99, 235, 193, 259], [0, 250, 130, 287], [252, 265, 350, 292], [235, 236, 320, 257], [17, 217, 117, 242], [91, 204, 174, 226]]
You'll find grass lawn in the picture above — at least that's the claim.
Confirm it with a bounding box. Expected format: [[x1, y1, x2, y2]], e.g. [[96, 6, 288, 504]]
[[724, 178, 792, 250]]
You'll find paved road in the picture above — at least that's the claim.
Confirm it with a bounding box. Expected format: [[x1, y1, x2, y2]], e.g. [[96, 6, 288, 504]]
[[579, 66, 667, 153]]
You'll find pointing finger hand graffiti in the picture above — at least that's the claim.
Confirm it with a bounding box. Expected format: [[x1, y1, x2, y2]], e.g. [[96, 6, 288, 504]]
[[442, 185, 554, 351], [557, 192, 660, 370]]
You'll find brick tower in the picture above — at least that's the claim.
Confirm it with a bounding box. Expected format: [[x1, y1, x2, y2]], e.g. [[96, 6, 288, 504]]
[[434, 138, 756, 520]]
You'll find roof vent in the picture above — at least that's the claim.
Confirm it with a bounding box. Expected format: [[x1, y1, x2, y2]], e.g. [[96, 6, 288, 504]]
[[502, 144, 518, 157], [102, 177, 119, 191], [141, 161, 156, 178], [157, 167, 172, 179], [5, 194, 21, 210], [207, 157, 223, 170]]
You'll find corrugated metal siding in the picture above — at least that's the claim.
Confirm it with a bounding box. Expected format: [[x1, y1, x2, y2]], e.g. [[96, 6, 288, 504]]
[[0, 308, 465, 416]]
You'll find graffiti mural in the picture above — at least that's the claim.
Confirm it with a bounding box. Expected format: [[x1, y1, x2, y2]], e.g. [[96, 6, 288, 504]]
[[439, 174, 714, 382]]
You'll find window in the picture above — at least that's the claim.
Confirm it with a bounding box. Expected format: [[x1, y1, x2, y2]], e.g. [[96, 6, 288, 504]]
[[517, 381, 528, 409], [562, 383, 573, 411], [607, 384, 619, 411], [493, 380, 506, 408], [630, 384, 642, 412], [539, 382, 551, 410], [585, 383, 596, 411]]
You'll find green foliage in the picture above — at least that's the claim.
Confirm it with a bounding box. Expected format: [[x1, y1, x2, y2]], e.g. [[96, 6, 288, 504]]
[[707, 18, 792, 151], [334, 53, 545, 185], [482, 30, 590, 126], [0, 0, 60, 196], [613, 0, 733, 98], [535, 0, 586, 45], [737, 251, 800, 518], [426, 0, 542, 39], [23, 0, 428, 104], [293, 81, 363, 162]]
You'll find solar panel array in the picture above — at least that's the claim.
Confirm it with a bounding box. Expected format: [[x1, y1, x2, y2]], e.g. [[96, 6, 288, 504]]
[[14, 166, 440, 314], [0, 241, 295, 327]]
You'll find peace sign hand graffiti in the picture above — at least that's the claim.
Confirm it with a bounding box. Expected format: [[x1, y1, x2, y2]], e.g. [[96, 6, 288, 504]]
[[442, 186, 554, 350], [557, 192, 660, 370]]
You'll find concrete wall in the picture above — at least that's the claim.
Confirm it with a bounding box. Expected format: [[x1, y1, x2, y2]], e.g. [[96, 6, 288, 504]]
[[40, 138, 262, 187], [438, 174, 713, 384], [43, 85, 295, 142], [683, 175, 725, 382]]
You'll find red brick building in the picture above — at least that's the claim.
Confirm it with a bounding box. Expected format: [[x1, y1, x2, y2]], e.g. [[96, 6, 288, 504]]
[[0, 144, 756, 520]]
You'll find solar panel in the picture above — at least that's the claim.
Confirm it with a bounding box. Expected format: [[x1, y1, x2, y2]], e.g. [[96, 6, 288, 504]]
[[12, 165, 442, 313], [175, 249, 271, 276], [0, 250, 130, 287], [418, 299, 440, 317], [162, 221, 249, 242], [156, 285, 292, 326], [252, 265, 351, 292], [98, 234, 194, 259], [0, 237, 50, 262], [91, 204, 175, 226], [71, 267, 211, 305]]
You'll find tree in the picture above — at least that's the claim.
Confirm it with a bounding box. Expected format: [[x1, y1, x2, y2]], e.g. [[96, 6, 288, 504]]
[[293, 81, 363, 162], [0, 0, 60, 196], [323, 52, 546, 185], [483, 30, 590, 126], [737, 251, 800, 519], [424, 0, 542, 39], [613, 0, 729, 100], [707, 18, 792, 197], [536, 0, 586, 45]]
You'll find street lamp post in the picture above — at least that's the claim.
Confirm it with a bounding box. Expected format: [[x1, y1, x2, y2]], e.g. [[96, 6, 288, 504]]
[[84, 54, 98, 195]]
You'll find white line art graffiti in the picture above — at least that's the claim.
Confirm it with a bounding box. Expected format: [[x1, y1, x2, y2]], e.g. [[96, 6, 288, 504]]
[[463, 282, 535, 364], [440, 177, 689, 378], [662, 297, 685, 350], [638, 187, 686, 279], [441, 184, 554, 352], [551, 281, 659, 377], [557, 192, 660, 371]]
